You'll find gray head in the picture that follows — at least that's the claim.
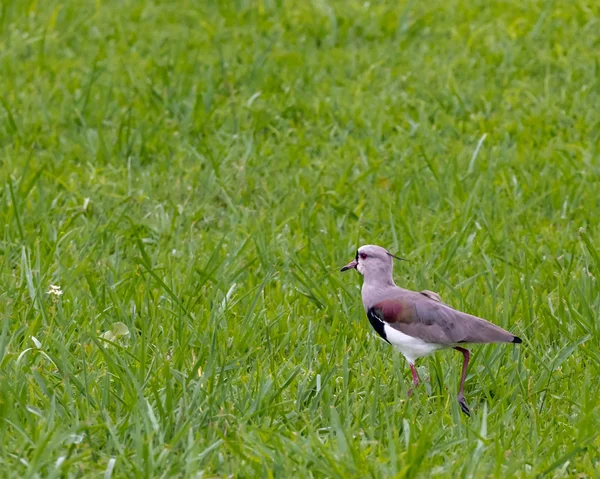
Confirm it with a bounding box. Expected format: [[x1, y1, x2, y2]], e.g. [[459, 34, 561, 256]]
[[340, 244, 404, 285]]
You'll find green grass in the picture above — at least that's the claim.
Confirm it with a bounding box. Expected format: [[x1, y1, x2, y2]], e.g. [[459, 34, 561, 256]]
[[1, 0, 599, 476]]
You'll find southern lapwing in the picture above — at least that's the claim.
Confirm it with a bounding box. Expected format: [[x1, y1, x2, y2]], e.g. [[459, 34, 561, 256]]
[[341, 244, 522, 416]]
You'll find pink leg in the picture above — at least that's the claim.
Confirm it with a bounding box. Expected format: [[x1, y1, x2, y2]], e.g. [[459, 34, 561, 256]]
[[407, 363, 420, 396], [454, 347, 471, 416]]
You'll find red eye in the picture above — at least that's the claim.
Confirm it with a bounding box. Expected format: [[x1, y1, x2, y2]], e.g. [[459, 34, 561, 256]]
[[359, 252, 368, 260]]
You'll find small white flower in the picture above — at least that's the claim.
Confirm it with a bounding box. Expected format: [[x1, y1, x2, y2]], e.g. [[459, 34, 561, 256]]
[[48, 285, 63, 296]]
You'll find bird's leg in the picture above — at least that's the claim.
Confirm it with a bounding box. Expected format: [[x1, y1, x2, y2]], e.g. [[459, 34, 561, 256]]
[[407, 363, 420, 396], [454, 347, 471, 416]]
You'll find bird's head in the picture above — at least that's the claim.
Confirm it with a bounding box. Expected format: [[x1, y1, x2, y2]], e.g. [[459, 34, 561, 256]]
[[340, 244, 405, 283]]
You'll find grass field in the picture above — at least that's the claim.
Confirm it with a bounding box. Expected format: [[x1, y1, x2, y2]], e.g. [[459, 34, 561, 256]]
[[1, 0, 600, 476]]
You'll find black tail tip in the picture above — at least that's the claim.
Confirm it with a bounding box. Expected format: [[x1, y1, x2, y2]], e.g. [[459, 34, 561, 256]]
[[512, 336, 522, 344]]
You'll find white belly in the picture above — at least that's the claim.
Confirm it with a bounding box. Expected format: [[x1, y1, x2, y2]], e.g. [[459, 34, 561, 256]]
[[383, 324, 444, 364]]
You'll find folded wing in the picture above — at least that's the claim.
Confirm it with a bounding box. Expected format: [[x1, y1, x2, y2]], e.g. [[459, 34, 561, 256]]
[[371, 292, 520, 345]]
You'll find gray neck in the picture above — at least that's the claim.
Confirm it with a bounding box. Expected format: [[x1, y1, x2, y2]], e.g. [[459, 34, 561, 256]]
[[363, 265, 395, 288], [361, 272, 396, 311]]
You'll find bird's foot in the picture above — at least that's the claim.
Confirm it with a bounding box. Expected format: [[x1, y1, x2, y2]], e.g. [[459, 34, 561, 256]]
[[457, 395, 470, 416]]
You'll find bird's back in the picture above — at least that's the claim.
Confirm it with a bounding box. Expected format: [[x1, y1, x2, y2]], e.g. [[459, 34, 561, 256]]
[[364, 285, 520, 345]]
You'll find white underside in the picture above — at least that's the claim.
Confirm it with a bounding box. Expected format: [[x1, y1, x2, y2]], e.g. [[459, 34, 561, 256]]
[[383, 324, 445, 364]]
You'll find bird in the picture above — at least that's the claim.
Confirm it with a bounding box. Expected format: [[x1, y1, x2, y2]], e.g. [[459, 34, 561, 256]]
[[340, 244, 522, 416]]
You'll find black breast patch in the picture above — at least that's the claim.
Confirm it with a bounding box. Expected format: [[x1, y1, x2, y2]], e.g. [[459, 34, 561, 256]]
[[366, 307, 390, 344]]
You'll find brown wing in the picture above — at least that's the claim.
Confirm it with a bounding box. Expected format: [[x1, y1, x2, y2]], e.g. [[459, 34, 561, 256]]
[[372, 292, 520, 345]]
